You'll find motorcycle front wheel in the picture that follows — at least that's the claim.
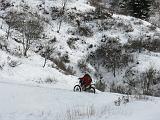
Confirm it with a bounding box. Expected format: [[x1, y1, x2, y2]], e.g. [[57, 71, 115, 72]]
[[73, 85, 81, 92]]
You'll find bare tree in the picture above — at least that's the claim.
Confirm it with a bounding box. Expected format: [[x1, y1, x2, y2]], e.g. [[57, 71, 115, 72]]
[[43, 43, 54, 68], [142, 67, 156, 95], [4, 11, 17, 40], [22, 19, 44, 56], [57, 0, 68, 33]]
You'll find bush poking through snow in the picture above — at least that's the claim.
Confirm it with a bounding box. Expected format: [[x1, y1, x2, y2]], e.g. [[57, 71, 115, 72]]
[[0, 62, 5, 70], [77, 26, 93, 37], [77, 59, 90, 73], [148, 24, 157, 31], [56, 105, 96, 120], [114, 95, 130, 106], [123, 66, 160, 97], [45, 77, 57, 84], [0, 36, 9, 52], [8, 60, 21, 67], [53, 58, 75, 75], [110, 82, 128, 94], [7, 57, 21, 67], [5, 11, 44, 56], [60, 53, 70, 63], [67, 37, 79, 49], [88, 37, 134, 77], [95, 80, 106, 92]]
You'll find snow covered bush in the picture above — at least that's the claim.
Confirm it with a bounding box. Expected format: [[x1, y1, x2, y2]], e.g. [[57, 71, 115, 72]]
[[0, 60, 5, 70], [0, 0, 11, 10], [115, 20, 134, 32], [7, 58, 21, 67], [0, 35, 8, 51], [56, 105, 96, 120], [88, 37, 134, 77], [77, 25, 93, 37], [148, 24, 157, 31], [124, 39, 144, 53], [95, 80, 106, 92], [53, 57, 75, 75], [5, 10, 44, 56], [125, 34, 160, 53], [67, 37, 79, 49], [97, 18, 115, 31], [45, 77, 57, 84], [114, 95, 129, 106], [51, 6, 61, 20], [123, 66, 160, 96], [143, 38, 160, 52], [77, 59, 89, 73], [110, 82, 128, 94], [61, 53, 70, 63]]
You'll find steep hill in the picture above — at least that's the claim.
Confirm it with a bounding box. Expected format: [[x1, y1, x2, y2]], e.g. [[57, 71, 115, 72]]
[[0, 0, 160, 94]]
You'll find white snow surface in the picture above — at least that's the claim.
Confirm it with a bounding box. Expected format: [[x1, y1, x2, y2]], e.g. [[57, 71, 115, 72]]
[[0, 81, 160, 120], [0, 0, 160, 120]]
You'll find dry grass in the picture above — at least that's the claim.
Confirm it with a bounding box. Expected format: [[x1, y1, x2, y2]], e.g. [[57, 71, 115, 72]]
[[55, 104, 129, 120]]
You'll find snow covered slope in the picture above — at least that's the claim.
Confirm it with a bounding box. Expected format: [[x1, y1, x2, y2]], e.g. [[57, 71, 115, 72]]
[[1, 0, 160, 82], [0, 49, 78, 90], [0, 82, 160, 120], [0, 0, 160, 120]]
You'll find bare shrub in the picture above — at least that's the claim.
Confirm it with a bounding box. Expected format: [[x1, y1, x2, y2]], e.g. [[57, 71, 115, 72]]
[[0, 61, 5, 70], [89, 0, 112, 19], [56, 105, 96, 120], [67, 37, 79, 49], [77, 59, 88, 73], [77, 26, 93, 37], [115, 21, 134, 32], [124, 39, 144, 53], [53, 58, 75, 75], [56, 104, 128, 120], [50, 6, 60, 20], [5, 11, 44, 56], [124, 24, 134, 32], [133, 20, 143, 25], [114, 95, 130, 106], [53, 58, 66, 71], [42, 44, 55, 68], [89, 0, 102, 7], [61, 53, 70, 63], [7, 59, 21, 67], [148, 24, 157, 31], [87, 37, 134, 77], [66, 66, 76, 75], [95, 80, 106, 92], [0, 35, 9, 52], [143, 38, 160, 52], [132, 94, 149, 101], [110, 82, 128, 94], [45, 77, 57, 84], [97, 19, 115, 31], [123, 66, 160, 96], [0, 0, 11, 10]]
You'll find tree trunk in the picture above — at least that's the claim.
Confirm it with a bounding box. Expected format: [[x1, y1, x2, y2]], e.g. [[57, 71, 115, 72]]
[[6, 25, 11, 40], [57, 19, 62, 33], [43, 57, 47, 68]]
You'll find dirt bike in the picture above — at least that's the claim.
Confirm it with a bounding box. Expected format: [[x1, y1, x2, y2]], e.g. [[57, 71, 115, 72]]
[[73, 83, 96, 94]]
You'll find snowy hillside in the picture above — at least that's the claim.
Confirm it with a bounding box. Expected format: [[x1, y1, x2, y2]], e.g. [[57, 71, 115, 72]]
[[0, 0, 160, 119], [1, 0, 160, 83]]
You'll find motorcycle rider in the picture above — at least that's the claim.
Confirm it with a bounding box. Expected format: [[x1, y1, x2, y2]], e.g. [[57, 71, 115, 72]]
[[79, 73, 92, 90]]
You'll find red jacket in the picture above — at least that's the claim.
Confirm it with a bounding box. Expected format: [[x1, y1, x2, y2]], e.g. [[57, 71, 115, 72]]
[[79, 74, 92, 86]]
